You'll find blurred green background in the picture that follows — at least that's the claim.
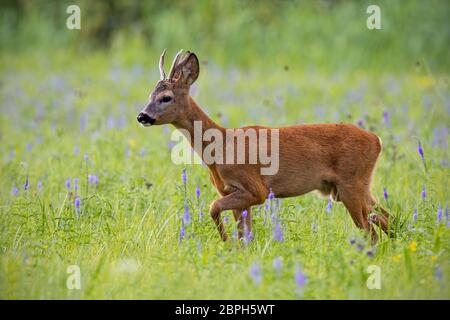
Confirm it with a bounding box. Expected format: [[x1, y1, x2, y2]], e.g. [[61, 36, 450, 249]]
[[1, 0, 449, 72]]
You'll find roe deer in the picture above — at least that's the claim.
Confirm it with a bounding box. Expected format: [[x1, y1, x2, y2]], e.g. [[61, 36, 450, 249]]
[[137, 50, 393, 242]]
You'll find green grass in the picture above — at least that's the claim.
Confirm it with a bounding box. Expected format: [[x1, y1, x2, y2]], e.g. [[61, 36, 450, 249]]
[[0, 47, 448, 299]]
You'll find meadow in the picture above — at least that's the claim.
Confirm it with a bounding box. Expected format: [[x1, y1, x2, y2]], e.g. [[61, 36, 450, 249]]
[[0, 0, 449, 299]]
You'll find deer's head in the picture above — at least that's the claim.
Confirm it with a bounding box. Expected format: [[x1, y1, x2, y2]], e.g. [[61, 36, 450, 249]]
[[137, 49, 199, 126]]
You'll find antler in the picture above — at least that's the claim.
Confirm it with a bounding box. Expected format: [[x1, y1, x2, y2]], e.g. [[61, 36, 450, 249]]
[[159, 49, 167, 80], [168, 49, 184, 80]]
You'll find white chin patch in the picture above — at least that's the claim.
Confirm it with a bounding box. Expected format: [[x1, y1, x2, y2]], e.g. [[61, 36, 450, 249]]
[[141, 123, 152, 127]]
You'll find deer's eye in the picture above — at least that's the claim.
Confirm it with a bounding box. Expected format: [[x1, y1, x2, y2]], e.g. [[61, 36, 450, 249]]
[[161, 96, 172, 103]]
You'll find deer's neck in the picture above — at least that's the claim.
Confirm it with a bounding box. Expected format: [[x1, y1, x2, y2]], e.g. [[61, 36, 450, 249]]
[[173, 96, 224, 159]]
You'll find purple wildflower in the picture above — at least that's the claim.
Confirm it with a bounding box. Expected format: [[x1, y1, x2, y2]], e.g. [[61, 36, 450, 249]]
[[242, 210, 248, 219], [265, 200, 270, 211], [418, 140, 428, 173], [273, 256, 282, 275], [195, 185, 201, 200], [179, 224, 185, 243], [199, 211, 204, 223], [88, 175, 99, 185], [249, 262, 262, 285], [366, 248, 375, 258], [357, 119, 365, 128], [12, 185, 19, 196], [73, 146, 80, 156], [65, 177, 71, 191], [383, 110, 389, 126], [118, 116, 126, 129], [181, 169, 187, 185], [74, 196, 81, 218], [295, 265, 307, 288], [37, 180, 42, 190], [271, 213, 277, 223], [107, 116, 115, 129], [79, 113, 88, 132], [421, 185, 426, 201], [413, 209, 418, 223], [418, 141, 424, 158], [383, 187, 388, 201], [168, 141, 176, 150], [265, 190, 275, 212], [224, 215, 229, 224], [84, 153, 89, 162], [326, 199, 333, 213], [312, 223, 317, 233], [23, 176, 29, 192], [437, 206, 442, 224], [73, 178, 79, 192], [183, 204, 191, 225], [349, 238, 356, 246], [268, 189, 275, 200], [244, 225, 253, 245], [273, 222, 284, 242], [432, 127, 448, 149], [356, 243, 364, 252]]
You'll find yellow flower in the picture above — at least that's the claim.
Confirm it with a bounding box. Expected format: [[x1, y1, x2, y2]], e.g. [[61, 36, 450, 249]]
[[408, 241, 417, 252], [128, 139, 137, 150], [392, 254, 402, 263], [417, 75, 435, 88], [431, 255, 438, 262]]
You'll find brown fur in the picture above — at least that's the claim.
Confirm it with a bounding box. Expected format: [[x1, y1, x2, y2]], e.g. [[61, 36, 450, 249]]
[[138, 51, 393, 242]]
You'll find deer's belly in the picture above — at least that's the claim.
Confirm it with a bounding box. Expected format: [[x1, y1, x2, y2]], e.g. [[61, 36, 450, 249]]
[[263, 172, 318, 198]]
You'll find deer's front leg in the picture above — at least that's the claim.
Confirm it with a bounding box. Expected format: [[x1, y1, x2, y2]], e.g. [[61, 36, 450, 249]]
[[210, 190, 260, 241]]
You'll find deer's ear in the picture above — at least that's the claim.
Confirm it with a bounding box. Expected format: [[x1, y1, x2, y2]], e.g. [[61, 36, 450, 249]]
[[174, 52, 199, 86]]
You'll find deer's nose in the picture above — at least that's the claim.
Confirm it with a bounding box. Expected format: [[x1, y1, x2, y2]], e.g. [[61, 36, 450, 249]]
[[137, 112, 156, 126]]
